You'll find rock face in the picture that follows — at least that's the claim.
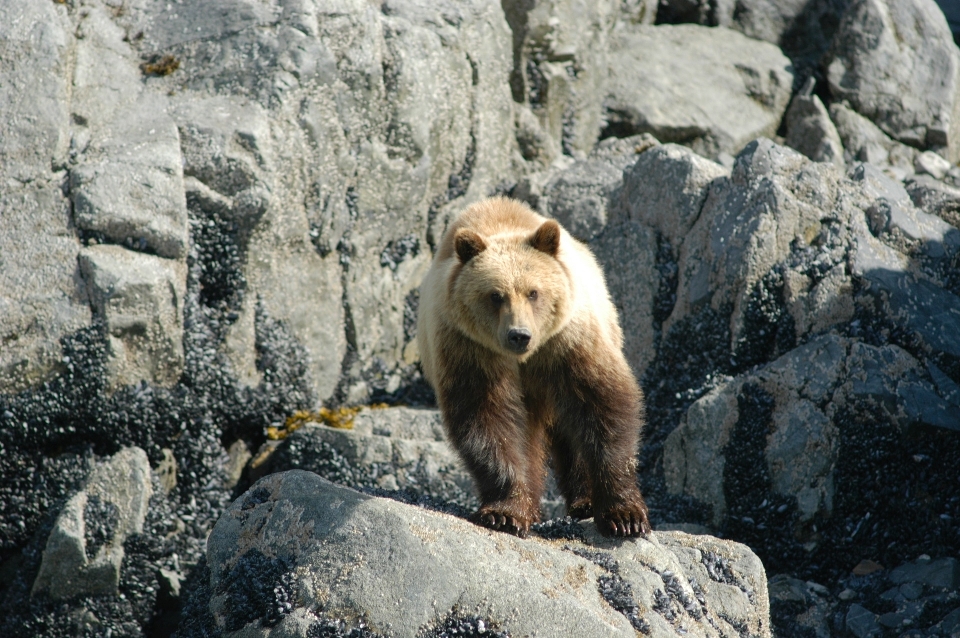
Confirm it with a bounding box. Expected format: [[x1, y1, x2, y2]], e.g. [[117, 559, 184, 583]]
[[826, 0, 960, 161], [0, 2, 91, 394], [189, 470, 771, 638], [3, 1, 960, 637], [604, 24, 794, 160]]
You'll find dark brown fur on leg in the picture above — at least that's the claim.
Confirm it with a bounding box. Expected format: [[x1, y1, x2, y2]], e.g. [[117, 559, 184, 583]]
[[550, 434, 593, 519], [538, 340, 652, 538], [436, 330, 544, 537]]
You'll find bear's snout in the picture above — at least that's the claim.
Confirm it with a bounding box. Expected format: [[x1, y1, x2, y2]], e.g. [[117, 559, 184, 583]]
[[506, 328, 532, 353]]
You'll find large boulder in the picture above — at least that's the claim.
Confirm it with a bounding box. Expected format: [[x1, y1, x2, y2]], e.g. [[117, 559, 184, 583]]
[[604, 24, 794, 161], [663, 334, 957, 526], [826, 0, 960, 161], [186, 470, 772, 638], [784, 79, 845, 166], [665, 139, 846, 351]]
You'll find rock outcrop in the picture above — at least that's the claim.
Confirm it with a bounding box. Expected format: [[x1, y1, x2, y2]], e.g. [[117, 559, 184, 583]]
[[3, 0, 960, 636], [185, 470, 771, 638]]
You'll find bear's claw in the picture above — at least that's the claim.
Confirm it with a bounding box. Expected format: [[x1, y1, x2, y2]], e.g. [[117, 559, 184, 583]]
[[472, 505, 537, 538], [597, 501, 651, 538]]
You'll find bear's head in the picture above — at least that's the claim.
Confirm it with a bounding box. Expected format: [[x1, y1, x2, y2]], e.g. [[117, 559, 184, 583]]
[[451, 220, 572, 360]]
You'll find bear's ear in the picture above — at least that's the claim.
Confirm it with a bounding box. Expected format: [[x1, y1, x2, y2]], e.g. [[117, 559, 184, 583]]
[[455, 229, 487, 263], [530, 220, 561, 256]]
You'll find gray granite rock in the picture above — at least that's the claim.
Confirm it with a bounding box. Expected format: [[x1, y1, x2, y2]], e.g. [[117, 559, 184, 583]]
[[785, 78, 845, 166], [71, 99, 189, 260], [664, 332, 957, 525], [905, 173, 960, 227], [198, 470, 771, 637], [591, 221, 660, 380], [78, 245, 187, 392], [32, 448, 153, 600], [604, 24, 794, 161], [826, 0, 960, 161], [502, 0, 619, 157], [889, 557, 960, 588], [541, 138, 648, 241], [617, 143, 728, 247], [0, 2, 92, 394], [829, 101, 919, 171], [269, 407, 475, 507], [666, 139, 844, 346]]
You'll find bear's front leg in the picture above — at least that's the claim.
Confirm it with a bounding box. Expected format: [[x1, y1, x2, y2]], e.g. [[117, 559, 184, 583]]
[[553, 345, 652, 538], [436, 348, 544, 538]]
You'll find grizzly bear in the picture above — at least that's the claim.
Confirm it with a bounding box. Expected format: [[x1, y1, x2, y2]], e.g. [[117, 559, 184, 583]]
[[417, 196, 650, 538]]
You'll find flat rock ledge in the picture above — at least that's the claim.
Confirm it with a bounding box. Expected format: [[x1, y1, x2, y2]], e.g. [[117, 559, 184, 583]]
[[187, 470, 770, 638]]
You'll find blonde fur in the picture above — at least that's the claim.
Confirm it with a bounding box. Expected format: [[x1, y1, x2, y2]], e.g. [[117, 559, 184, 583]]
[[418, 196, 622, 385]]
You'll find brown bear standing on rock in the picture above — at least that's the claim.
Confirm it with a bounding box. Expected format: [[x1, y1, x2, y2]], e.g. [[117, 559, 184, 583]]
[[417, 196, 651, 538]]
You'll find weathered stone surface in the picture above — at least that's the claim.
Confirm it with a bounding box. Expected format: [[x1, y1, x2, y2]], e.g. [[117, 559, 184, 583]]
[[905, 173, 960, 227], [541, 139, 646, 241], [826, 0, 960, 161], [914, 150, 953, 179], [71, 100, 189, 260], [617, 143, 728, 247], [78, 245, 187, 392], [591, 222, 660, 380], [503, 0, 619, 158], [32, 447, 153, 600], [0, 2, 92, 394], [199, 470, 771, 637], [889, 557, 960, 588], [604, 24, 794, 160], [666, 139, 844, 346], [829, 101, 918, 170], [785, 78, 845, 166], [664, 333, 955, 525]]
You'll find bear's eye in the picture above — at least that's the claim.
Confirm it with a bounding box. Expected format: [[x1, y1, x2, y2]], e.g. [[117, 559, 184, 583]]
[[490, 292, 504, 306], [528, 290, 538, 301]]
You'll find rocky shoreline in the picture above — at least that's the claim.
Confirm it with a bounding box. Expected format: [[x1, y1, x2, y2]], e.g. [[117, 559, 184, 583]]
[[2, 0, 960, 636]]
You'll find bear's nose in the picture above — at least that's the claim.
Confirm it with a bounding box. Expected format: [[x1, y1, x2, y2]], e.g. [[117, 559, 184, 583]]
[[507, 328, 532, 352]]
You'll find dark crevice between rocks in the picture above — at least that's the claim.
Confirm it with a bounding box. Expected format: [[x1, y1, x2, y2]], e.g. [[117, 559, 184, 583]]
[[734, 266, 797, 369], [380, 234, 420, 272], [561, 104, 577, 157], [76, 228, 166, 258], [652, 233, 679, 328], [720, 383, 806, 577], [331, 188, 361, 407], [501, 0, 534, 104], [447, 127, 476, 204], [568, 548, 650, 634], [524, 52, 547, 110], [188, 195, 246, 322], [639, 304, 736, 530]]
